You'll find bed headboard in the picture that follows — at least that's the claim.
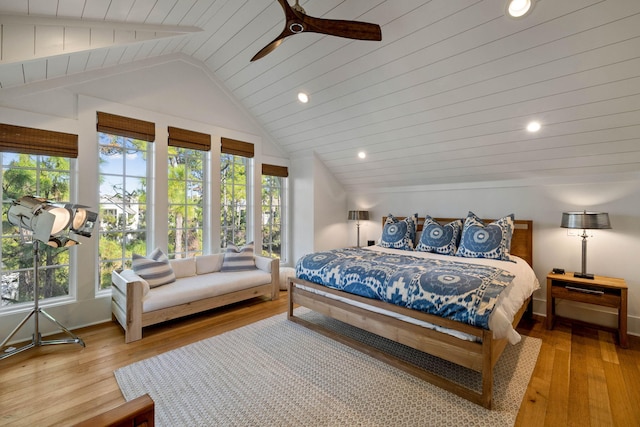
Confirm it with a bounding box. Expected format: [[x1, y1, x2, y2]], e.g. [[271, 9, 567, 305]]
[[381, 216, 533, 267]]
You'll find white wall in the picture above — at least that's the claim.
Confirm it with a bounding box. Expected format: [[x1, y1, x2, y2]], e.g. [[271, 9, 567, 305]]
[[290, 154, 348, 265], [290, 156, 315, 265], [0, 56, 289, 343], [313, 154, 348, 252], [347, 173, 640, 336]]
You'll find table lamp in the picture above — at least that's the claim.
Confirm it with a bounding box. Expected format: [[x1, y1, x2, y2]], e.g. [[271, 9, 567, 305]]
[[561, 210, 611, 279]]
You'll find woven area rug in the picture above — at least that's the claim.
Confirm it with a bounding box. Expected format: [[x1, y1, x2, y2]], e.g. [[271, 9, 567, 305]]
[[115, 309, 541, 426]]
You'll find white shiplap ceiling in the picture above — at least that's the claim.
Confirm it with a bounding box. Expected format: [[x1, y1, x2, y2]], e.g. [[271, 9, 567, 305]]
[[1, 0, 640, 191]]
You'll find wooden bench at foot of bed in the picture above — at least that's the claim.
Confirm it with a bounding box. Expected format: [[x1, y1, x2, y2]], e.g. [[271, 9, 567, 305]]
[[287, 278, 532, 409]]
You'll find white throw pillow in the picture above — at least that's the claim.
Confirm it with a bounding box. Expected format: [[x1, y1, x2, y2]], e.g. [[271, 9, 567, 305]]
[[170, 257, 197, 279], [196, 254, 224, 275]]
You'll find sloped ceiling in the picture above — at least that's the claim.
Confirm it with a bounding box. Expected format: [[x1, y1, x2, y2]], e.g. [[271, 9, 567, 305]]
[[1, 0, 640, 191]]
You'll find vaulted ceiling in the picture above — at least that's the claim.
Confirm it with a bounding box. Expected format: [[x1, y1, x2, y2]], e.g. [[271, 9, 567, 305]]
[[1, 0, 640, 191]]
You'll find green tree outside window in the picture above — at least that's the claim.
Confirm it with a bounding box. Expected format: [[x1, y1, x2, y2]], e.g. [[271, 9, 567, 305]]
[[98, 133, 148, 290], [261, 174, 284, 260], [220, 153, 248, 248], [168, 146, 205, 259]]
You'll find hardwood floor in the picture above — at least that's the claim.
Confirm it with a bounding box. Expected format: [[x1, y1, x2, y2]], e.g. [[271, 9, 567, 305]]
[[1, 292, 638, 426], [515, 315, 640, 427]]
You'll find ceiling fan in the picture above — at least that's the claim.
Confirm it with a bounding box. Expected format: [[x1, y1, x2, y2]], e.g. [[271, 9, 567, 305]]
[[251, 0, 382, 62]]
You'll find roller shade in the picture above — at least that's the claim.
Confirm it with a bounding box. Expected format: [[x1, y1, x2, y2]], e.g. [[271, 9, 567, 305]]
[[97, 112, 155, 142], [221, 137, 254, 158], [0, 123, 78, 158], [261, 163, 288, 177], [168, 126, 211, 151]]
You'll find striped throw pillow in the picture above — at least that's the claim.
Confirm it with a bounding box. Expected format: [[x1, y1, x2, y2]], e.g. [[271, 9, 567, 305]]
[[132, 248, 176, 288], [220, 242, 257, 272]]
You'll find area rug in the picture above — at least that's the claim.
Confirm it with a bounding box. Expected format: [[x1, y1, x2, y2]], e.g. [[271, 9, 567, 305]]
[[114, 309, 541, 426]]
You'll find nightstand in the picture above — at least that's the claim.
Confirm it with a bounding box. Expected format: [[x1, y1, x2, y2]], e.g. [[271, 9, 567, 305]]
[[546, 272, 628, 348]]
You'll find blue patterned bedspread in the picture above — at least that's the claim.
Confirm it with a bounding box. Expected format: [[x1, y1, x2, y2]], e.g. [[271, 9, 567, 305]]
[[295, 248, 515, 329]]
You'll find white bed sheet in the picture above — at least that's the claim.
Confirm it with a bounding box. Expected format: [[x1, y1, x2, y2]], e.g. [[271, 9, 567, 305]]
[[296, 245, 540, 344]]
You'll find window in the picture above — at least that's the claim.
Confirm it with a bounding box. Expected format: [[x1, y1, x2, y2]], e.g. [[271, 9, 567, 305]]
[[261, 164, 288, 261], [1, 154, 73, 307], [167, 126, 210, 259], [98, 133, 149, 289], [220, 138, 254, 249], [220, 153, 249, 248], [97, 112, 154, 290], [0, 123, 78, 309]]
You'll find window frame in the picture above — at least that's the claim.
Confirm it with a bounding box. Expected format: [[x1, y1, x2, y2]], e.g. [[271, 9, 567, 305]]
[[97, 132, 152, 290], [167, 145, 208, 259], [220, 153, 253, 249], [261, 169, 287, 263]]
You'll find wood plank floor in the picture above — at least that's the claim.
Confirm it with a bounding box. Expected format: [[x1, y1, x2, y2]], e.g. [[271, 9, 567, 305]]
[[1, 292, 638, 426]]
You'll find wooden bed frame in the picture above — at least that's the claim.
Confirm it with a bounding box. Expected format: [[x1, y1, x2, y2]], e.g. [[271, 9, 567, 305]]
[[288, 217, 533, 409]]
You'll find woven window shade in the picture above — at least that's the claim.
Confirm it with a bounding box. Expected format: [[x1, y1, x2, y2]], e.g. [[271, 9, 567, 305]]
[[221, 137, 254, 158], [0, 123, 78, 158], [97, 112, 155, 142], [168, 127, 211, 151], [262, 163, 288, 177]]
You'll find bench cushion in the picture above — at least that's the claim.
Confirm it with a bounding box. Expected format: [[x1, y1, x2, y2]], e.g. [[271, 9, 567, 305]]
[[142, 270, 272, 312]]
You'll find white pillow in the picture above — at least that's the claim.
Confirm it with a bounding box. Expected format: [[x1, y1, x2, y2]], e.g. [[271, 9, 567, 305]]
[[170, 257, 196, 279], [196, 254, 224, 275]]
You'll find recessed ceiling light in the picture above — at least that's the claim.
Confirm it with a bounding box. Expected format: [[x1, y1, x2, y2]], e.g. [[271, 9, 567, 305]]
[[358, 151, 366, 159], [526, 121, 541, 132], [507, 0, 534, 18], [297, 92, 309, 103]]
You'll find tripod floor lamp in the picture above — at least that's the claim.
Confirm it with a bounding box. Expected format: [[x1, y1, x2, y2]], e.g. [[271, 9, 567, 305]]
[[348, 210, 369, 247], [1, 196, 97, 360]]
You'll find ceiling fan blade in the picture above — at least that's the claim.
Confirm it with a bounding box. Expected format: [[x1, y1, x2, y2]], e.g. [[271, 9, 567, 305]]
[[302, 15, 382, 41], [251, 0, 303, 61], [251, 34, 289, 62]]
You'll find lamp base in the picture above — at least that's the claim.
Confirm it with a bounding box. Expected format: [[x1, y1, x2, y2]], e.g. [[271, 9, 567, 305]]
[[573, 272, 595, 280], [0, 308, 85, 360]]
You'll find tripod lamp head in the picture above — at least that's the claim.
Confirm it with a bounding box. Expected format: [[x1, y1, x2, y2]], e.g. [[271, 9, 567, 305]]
[[7, 196, 98, 247]]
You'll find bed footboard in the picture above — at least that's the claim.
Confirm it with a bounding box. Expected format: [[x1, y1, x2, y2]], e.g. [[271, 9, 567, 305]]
[[288, 277, 531, 409]]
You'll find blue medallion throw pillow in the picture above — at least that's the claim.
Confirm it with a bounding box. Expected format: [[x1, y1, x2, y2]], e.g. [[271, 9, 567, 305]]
[[415, 216, 463, 256], [380, 215, 415, 251], [384, 213, 418, 245], [456, 212, 515, 261]]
